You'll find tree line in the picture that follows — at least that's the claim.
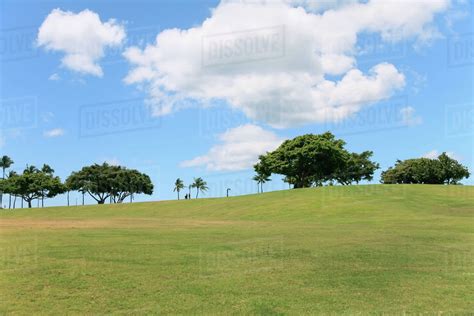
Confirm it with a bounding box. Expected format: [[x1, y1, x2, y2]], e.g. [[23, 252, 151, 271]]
[[0, 159, 153, 209], [252, 132, 470, 191], [0, 132, 470, 207]]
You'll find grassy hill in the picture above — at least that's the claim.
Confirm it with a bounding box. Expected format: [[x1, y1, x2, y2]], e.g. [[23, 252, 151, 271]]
[[1, 185, 473, 314]]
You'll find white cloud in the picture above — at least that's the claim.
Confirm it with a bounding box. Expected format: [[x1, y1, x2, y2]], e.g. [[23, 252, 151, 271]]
[[37, 9, 125, 77], [423, 150, 459, 160], [43, 128, 65, 137], [400, 106, 422, 126], [181, 124, 284, 171], [124, 0, 449, 127], [49, 73, 60, 81]]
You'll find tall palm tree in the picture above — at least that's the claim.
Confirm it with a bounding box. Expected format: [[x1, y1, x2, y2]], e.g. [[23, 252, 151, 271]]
[[191, 177, 208, 199], [6, 170, 17, 209], [253, 173, 271, 193], [173, 178, 184, 200], [40, 164, 55, 207], [0, 155, 14, 208]]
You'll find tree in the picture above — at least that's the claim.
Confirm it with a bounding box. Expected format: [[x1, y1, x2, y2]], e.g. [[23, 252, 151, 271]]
[[66, 163, 153, 205], [191, 177, 208, 198], [109, 168, 153, 203], [40, 164, 55, 207], [333, 151, 379, 185], [0, 155, 14, 208], [253, 156, 272, 193], [438, 152, 470, 184], [10, 165, 64, 208], [252, 173, 271, 193], [381, 154, 469, 185], [2, 171, 19, 209], [173, 178, 184, 200], [255, 132, 377, 188], [282, 176, 296, 189]]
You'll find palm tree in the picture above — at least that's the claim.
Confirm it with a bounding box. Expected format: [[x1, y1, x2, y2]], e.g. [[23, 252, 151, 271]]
[[253, 173, 271, 193], [173, 178, 184, 200], [191, 177, 208, 198], [6, 170, 17, 209], [0, 155, 14, 208], [40, 164, 55, 207]]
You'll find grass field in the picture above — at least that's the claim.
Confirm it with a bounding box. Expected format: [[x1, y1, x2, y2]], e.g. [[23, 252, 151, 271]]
[[0, 185, 473, 314]]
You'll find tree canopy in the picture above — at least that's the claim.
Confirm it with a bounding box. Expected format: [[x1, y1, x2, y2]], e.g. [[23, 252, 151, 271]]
[[66, 163, 153, 204], [255, 132, 379, 188], [2, 165, 65, 208], [381, 153, 469, 185]]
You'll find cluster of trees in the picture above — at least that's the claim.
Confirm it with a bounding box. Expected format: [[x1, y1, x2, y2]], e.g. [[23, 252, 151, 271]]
[[0, 158, 65, 209], [253, 132, 379, 190], [173, 177, 208, 199], [1, 134, 470, 208], [66, 163, 153, 204], [0, 157, 153, 209], [381, 153, 470, 184], [252, 132, 470, 191]]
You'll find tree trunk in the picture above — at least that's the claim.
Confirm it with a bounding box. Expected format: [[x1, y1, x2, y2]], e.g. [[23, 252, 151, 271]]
[[67, 191, 70, 207], [13, 196, 16, 209], [28, 200, 32, 208], [178, 191, 180, 200], [196, 190, 199, 199], [8, 195, 11, 209]]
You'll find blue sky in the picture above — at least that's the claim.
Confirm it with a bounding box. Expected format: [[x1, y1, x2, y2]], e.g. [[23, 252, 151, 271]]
[[0, 0, 472, 206]]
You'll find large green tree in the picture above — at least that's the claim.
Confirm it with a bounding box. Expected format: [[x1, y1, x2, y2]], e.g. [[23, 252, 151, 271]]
[[8, 165, 65, 208], [66, 163, 153, 204], [255, 132, 377, 188], [438, 152, 470, 184], [333, 151, 379, 185]]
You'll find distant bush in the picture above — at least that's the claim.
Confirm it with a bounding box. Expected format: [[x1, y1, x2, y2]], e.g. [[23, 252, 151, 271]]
[[381, 153, 469, 185]]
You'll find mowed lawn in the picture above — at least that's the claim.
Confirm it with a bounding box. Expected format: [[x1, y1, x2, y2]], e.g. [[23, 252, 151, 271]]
[[0, 185, 473, 314]]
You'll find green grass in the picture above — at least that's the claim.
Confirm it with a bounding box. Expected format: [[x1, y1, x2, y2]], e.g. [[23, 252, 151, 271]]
[[1, 185, 473, 314]]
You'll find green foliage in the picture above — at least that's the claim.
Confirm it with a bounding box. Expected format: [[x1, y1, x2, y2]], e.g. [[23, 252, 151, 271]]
[[0, 155, 14, 208], [66, 163, 153, 204], [191, 177, 208, 198], [255, 132, 378, 188], [173, 178, 185, 200], [381, 153, 470, 184], [2, 165, 65, 208]]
